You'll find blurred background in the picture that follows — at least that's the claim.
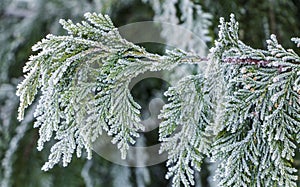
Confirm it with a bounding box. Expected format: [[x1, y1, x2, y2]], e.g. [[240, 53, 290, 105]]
[[0, 0, 300, 186]]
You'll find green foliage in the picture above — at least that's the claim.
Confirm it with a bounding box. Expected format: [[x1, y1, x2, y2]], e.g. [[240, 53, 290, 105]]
[[16, 11, 300, 187], [211, 15, 300, 187], [16, 12, 200, 172], [159, 74, 213, 187], [0, 0, 299, 187]]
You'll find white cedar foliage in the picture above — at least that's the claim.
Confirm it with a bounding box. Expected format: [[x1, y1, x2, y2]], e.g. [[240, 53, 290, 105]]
[[16, 12, 200, 171], [159, 74, 213, 187], [211, 14, 300, 187], [16, 12, 300, 187]]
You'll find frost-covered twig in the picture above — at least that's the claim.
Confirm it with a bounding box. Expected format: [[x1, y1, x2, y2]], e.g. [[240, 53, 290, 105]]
[[16, 12, 300, 187]]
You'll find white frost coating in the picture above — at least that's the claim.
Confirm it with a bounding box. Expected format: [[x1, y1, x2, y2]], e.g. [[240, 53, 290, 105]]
[[14, 9, 300, 187], [240, 67, 247, 74], [291, 37, 300, 47], [211, 14, 300, 187], [16, 12, 202, 173], [159, 75, 213, 187]]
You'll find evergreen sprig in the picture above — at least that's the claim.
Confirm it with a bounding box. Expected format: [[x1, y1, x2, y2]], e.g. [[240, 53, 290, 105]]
[[16, 12, 202, 171], [16, 12, 300, 187], [211, 14, 300, 187], [159, 74, 213, 187]]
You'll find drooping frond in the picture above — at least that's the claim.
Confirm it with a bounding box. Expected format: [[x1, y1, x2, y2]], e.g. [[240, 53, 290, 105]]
[[159, 74, 213, 187], [16, 12, 204, 170]]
